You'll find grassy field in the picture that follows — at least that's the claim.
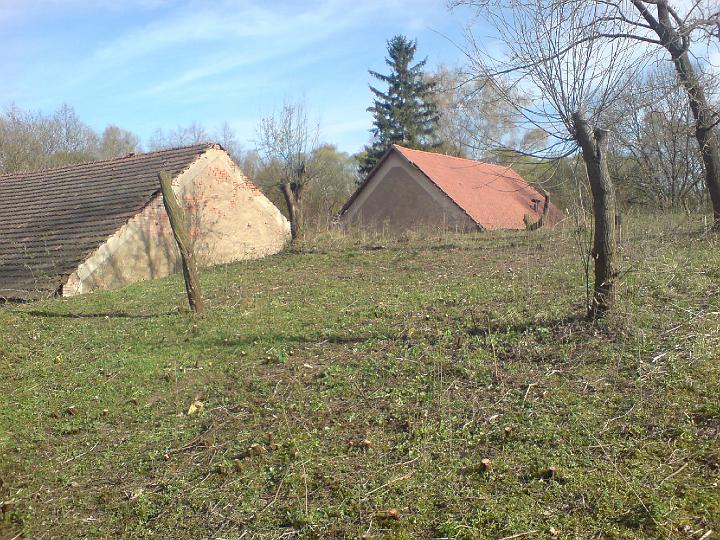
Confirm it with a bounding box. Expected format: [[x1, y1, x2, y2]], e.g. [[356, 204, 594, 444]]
[[1, 217, 719, 539]]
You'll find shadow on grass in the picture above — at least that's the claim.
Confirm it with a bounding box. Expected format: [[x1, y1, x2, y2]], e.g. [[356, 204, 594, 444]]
[[204, 332, 386, 349], [466, 313, 590, 337], [21, 310, 175, 319]]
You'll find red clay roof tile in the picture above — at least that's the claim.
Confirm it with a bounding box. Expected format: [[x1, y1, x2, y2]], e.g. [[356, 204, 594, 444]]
[[393, 145, 560, 230]]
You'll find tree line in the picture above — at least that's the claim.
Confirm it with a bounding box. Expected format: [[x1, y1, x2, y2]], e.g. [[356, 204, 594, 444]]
[[2, 30, 714, 228]]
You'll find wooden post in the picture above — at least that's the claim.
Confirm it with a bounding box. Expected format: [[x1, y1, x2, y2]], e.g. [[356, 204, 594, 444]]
[[159, 171, 204, 315]]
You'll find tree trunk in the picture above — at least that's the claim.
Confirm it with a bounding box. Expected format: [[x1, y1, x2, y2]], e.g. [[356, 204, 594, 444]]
[[573, 113, 617, 319], [159, 171, 204, 315], [631, 0, 720, 228], [280, 181, 305, 241], [672, 51, 720, 228]]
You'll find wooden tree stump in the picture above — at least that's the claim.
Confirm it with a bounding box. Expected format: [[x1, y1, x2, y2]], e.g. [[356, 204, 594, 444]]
[[159, 171, 204, 315]]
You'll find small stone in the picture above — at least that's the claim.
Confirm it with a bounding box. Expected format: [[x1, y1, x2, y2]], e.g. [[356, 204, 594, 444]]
[[248, 443, 266, 456], [1, 501, 15, 514], [376, 508, 400, 520], [187, 400, 204, 415], [359, 438, 372, 449]]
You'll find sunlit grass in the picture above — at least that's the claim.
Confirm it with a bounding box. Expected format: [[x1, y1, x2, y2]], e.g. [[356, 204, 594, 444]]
[[1, 215, 718, 539]]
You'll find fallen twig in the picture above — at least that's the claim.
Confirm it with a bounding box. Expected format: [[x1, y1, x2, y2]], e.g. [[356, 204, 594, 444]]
[[523, 383, 537, 401], [659, 462, 688, 486], [62, 442, 99, 464], [361, 471, 414, 500]]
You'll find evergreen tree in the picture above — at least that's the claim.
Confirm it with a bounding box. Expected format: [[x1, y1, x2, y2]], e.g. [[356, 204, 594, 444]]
[[359, 35, 441, 175]]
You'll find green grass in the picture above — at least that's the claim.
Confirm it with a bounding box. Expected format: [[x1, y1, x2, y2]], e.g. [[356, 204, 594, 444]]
[[1, 216, 719, 539]]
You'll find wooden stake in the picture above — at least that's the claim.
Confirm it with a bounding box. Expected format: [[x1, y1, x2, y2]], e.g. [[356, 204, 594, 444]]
[[159, 171, 204, 315]]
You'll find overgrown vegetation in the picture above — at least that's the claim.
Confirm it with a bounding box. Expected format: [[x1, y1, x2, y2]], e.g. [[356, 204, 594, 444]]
[[1, 216, 718, 539]]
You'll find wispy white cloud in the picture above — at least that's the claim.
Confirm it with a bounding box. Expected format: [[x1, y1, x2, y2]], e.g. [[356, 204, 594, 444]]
[[128, 2, 374, 97], [2, 0, 471, 152], [0, 0, 167, 25], [90, 1, 377, 65], [59, 0, 391, 98]]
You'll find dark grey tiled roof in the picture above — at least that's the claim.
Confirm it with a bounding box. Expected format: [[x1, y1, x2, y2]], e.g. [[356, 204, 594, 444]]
[[0, 143, 214, 299]]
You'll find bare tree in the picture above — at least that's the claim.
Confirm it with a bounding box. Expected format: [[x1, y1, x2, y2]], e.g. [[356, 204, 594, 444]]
[[213, 121, 244, 162], [255, 100, 319, 241], [0, 105, 55, 172], [454, 0, 642, 318], [612, 67, 706, 210], [148, 122, 209, 150], [159, 171, 204, 315], [623, 1, 720, 227], [98, 125, 140, 160], [0, 104, 107, 173], [52, 104, 98, 157], [428, 64, 525, 159], [467, 0, 720, 226]]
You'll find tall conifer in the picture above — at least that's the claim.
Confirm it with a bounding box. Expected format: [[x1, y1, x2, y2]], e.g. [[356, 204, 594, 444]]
[[359, 35, 441, 175]]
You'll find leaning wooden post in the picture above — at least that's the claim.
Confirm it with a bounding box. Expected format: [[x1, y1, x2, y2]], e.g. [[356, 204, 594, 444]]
[[159, 171, 204, 315]]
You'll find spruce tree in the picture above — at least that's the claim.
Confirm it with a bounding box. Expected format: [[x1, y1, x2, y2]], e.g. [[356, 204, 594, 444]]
[[359, 35, 441, 175]]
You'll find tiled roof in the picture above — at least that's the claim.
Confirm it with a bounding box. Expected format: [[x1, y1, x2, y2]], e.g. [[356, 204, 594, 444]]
[[392, 145, 561, 230], [0, 144, 215, 299]]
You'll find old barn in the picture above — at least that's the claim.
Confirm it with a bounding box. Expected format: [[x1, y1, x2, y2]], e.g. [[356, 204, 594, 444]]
[[0, 143, 290, 300], [340, 145, 561, 231]]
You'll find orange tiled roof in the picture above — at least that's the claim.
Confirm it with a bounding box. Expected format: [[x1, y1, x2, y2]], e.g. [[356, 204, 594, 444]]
[[393, 145, 560, 230]]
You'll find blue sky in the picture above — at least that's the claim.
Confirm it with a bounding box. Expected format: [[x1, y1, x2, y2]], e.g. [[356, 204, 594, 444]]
[[1, 1, 480, 154]]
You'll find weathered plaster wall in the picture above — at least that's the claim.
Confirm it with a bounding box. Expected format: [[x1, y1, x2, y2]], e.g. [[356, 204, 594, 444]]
[[63, 148, 290, 296], [343, 153, 477, 232]]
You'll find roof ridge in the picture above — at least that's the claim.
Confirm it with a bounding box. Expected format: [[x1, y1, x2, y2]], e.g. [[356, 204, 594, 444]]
[[0, 142, 220, 180], [392, 144, 511, 169]]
